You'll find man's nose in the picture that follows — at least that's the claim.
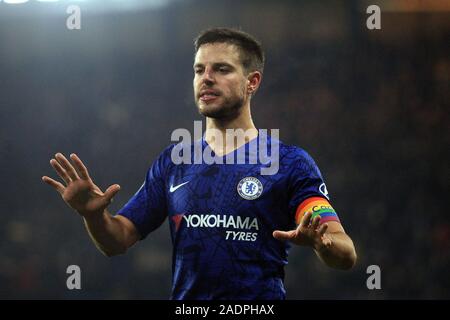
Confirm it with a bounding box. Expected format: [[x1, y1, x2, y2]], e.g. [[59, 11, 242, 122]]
[[201, 68, 215, 85]]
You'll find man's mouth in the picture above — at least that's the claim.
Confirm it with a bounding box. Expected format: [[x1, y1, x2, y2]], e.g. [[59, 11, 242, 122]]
[[199, 89, 220, 102]]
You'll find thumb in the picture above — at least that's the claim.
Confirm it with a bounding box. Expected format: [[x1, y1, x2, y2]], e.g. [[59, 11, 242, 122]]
[[273, 230, 296, 241], [103, 184, 121, 203]]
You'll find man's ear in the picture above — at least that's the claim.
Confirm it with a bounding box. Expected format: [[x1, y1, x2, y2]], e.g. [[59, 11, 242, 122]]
[[247, 71, 262, 95]]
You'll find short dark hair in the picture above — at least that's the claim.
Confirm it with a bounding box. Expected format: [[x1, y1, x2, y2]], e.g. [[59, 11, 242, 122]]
[[194, 27, 265, 74]]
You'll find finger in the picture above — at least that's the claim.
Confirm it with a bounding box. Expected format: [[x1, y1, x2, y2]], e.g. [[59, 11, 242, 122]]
[[322, 235, 332, 247], [55, 153, 79, 181], [70, 153, 91, 180], [103, 184, 121, 203], [318, 223, 328, 236], [42, 176, 65, 194], [300, 212, 312, 228], [311, 216, 321, 230], [50, 158, 71, 185], [273, 230, 296, 241]]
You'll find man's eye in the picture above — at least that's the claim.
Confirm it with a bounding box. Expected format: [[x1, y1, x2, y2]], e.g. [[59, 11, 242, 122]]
[[194, 69, 203, 74], [219, 68, 229, 73]]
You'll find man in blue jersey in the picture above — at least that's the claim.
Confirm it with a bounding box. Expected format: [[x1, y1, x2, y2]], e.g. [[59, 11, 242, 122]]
[[42, 28, 356, 299]]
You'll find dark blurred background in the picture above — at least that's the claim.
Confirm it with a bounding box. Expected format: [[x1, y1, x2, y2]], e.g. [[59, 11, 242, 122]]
[[0, 0, 448, 299]]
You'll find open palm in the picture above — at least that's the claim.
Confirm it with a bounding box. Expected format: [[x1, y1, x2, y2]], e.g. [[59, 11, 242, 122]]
[[273, 212, 332, 251], [42, 153, 120, 217]]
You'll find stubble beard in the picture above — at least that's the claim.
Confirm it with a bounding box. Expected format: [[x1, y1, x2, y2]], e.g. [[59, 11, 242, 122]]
[[196, 87, 246, 120]]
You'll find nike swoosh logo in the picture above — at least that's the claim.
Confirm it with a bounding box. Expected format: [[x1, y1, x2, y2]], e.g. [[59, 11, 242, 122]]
[[169, 181, 190, 193]]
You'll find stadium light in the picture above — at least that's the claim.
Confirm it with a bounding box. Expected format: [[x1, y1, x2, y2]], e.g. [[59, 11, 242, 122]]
[[1, 0, 83, 3], [4, 0, 30, 4], [1, 0, 178, 11]]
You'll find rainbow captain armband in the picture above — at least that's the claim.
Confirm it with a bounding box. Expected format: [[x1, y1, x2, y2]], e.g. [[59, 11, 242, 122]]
[[295, 197, 340, 225]]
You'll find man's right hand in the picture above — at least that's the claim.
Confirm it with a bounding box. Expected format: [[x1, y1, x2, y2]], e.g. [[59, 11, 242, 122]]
[[42, 153, 121, 218]]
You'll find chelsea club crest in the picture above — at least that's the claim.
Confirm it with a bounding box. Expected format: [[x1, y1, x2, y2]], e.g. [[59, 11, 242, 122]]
[[237, 177, 263, 200]]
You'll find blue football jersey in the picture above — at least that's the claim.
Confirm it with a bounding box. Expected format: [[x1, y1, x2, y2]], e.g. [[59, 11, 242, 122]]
[[117, 131, 336, 300]]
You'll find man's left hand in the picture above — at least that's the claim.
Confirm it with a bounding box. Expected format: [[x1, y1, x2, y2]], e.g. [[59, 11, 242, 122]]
[[273, 212, 332, 251]]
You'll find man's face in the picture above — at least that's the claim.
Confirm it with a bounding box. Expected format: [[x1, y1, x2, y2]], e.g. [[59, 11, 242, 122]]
[[193, 43, 249, 119]]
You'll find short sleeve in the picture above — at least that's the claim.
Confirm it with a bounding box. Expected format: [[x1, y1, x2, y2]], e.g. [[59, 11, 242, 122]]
[[117, 148, 172, 239], [288, 149, 332, 216]]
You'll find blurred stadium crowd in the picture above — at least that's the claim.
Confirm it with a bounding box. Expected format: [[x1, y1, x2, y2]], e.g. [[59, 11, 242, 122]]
[[0, 0, 448, 299]]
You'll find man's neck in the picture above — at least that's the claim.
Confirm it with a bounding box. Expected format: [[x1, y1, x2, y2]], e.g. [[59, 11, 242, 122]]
[[204, 104, 258, 156]]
